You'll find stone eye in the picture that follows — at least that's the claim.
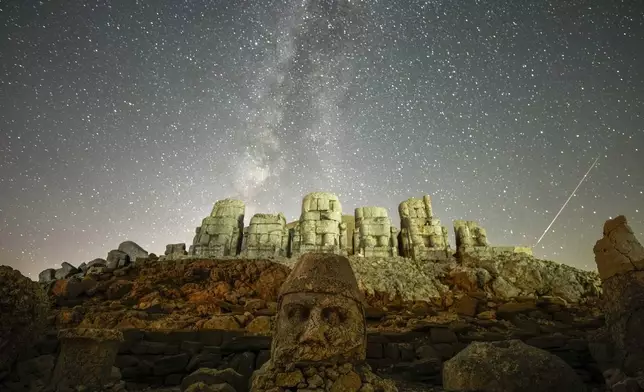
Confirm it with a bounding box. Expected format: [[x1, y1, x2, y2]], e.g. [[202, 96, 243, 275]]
[[287, 305, 309, 321], [322, 307, 346, 324]]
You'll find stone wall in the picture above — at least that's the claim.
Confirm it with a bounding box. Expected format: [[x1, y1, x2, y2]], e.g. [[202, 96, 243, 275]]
[[19, 316, 605, 391]]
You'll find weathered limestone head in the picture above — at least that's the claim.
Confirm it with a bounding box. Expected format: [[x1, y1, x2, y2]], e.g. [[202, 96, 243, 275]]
[[301, 192, 342, 214], [271, 253, 367, 367], [398, 195, 433, 221], [210, 198, 245, 218]]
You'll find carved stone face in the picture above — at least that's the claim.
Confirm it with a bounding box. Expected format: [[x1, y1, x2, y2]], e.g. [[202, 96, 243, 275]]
[[271, 291, 366, 367]]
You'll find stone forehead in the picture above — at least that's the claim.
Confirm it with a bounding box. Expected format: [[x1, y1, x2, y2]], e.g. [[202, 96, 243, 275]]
[[279, 253, 364, 304]]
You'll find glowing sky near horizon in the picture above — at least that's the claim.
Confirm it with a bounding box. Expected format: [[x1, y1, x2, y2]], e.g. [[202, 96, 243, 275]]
[[1, 0, 643, 279]]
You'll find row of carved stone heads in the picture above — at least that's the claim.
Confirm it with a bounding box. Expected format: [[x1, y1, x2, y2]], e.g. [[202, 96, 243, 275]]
[[168, 192, 532, 262]]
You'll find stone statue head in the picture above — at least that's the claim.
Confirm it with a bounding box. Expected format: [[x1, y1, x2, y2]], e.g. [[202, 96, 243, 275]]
[[271, 253, 367, 367]]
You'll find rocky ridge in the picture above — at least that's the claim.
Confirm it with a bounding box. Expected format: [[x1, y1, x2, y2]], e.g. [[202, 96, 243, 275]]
[[42, 250, 602, 333]]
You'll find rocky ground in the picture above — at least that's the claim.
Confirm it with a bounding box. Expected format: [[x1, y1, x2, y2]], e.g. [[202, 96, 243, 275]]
[[43, 252, 602, 334]]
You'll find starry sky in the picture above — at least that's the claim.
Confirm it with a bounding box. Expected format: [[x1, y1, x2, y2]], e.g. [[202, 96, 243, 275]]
[[1, 0, 643, 279]]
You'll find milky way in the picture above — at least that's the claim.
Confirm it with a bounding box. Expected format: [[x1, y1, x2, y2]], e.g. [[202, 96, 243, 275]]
[[1, 0, 643, 279]]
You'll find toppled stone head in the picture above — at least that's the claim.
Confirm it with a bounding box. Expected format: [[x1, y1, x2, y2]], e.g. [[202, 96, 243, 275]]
[[271, 253, 367, 367]]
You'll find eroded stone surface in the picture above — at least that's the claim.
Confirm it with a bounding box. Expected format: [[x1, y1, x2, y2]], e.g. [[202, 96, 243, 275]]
[[251, 253, 397, 391], [242, 213, 289, 258], [442, 339, 586, 392], [51, 328, 124, 390], [593, 215, 644, 280], [290, 192, 348, 257], [354, 207, 398, 258], [190, 199, 246, 258], [272, 253, 366, 366], [591, 216, 644, 381], [398, 195, 450, 261]]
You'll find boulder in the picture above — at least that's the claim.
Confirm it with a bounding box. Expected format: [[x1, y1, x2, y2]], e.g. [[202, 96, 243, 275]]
[[0, 266, 50, 375], [54, 262, 78, 280], [442, 339, 586, 392], [117, 241, 148, 263], [85, 258, 107, 271], [106, 250, 129, 269], [38, 269, 56, 283]]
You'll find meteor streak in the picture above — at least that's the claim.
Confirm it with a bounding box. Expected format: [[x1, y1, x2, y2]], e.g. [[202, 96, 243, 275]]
[[534, 156, 600, 247]]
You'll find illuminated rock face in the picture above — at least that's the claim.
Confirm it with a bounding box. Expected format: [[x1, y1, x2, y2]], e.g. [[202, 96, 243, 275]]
[[454, 219, 533, 258], [354, 206, 398, 257], [398, 195, 451, 261], [189, 199, 245, 257], [241, 213, 290, 258], [178, 192, 532, 262], [290, 192, 348, 258]]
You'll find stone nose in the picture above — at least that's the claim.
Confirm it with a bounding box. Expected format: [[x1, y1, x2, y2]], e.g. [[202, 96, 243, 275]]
[[298, 309, 327, 344]]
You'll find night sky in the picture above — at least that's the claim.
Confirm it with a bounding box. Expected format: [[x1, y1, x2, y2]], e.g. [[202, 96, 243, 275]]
[[1, 0, 642, 279]]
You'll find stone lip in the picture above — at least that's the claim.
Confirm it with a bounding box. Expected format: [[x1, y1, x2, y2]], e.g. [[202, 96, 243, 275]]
[[57, 328, 124, 342]]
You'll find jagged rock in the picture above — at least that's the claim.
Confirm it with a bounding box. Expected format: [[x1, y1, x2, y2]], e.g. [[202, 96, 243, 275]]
[[55, 262, 78, 280], [442, 339, 586, 392], [459, 252, 601, 302], [591, 216, 644, 378], [106, 250, 129, 269], [0, 266, 49, 375], [50, 276, 97, 299], [38, 268, 56, 283], [118, 240, 149, 262]]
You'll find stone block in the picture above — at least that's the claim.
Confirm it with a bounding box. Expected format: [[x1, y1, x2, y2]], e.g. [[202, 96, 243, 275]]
[[221, 336, 271, 353], [186, 353, 222, 373], [430, 328, 458, 344], [152, 353, 189, 376]]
